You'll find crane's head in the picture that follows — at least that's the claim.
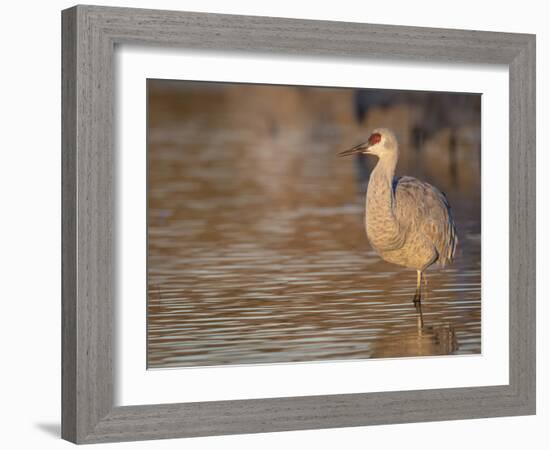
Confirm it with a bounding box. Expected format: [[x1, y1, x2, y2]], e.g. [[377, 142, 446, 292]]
[[338, 128, 398, 159]]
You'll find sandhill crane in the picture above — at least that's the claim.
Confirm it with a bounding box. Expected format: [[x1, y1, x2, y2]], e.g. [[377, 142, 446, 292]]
[[339, 128, 457, 321]]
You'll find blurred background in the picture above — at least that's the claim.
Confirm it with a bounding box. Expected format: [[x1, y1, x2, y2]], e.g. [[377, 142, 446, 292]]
[[147, 79, 481, 369]]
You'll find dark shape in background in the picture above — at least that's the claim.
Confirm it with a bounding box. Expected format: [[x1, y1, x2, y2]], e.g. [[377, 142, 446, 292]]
[[353, 89, 480, 193]]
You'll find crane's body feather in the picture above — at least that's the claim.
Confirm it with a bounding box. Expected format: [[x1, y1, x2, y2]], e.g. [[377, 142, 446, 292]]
[[366, 173, 457, 271], [393, 176, 457, 268], [361, 129, 457, 273]]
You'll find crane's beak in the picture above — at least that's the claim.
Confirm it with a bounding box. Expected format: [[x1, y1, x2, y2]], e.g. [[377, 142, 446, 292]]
[[338, 142, 369, 157]]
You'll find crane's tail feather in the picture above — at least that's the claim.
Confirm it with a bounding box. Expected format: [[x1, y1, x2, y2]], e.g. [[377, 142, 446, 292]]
[[439, 193, 458, 268]]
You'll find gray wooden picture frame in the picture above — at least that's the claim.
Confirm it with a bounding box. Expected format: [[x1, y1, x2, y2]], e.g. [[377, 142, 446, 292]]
[[61, 4, 536, 444]]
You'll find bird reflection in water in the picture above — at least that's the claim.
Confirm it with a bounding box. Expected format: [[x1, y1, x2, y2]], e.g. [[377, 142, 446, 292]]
[[370, 319, 458, 359]]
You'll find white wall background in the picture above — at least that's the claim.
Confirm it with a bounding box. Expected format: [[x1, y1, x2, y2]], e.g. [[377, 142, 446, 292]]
[[0, 1, 545, 448]]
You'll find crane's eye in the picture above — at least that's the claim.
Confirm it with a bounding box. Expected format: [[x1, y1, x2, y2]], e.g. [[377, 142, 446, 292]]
[[368, 133, 382, 145]]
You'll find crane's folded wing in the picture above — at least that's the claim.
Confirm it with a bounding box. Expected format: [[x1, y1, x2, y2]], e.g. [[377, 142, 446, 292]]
[[393, 176, 458, 266]]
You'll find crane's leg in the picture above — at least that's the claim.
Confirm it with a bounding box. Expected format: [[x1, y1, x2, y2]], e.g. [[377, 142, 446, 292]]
[[413, 270, 424, 327], [413, 271, 422, 305], [422, 272, 428, 299]]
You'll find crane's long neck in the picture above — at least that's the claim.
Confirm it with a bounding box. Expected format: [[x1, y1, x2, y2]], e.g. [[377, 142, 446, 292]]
[[365, 153, 401, 249]]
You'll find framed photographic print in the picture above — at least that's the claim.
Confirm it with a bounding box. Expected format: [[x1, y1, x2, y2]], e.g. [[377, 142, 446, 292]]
[[61, 4, 536, 444]]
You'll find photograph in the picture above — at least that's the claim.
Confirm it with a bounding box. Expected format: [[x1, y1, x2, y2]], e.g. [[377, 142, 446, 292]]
[[146, 79, 481, 369], [1, 0, 542, 447]]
